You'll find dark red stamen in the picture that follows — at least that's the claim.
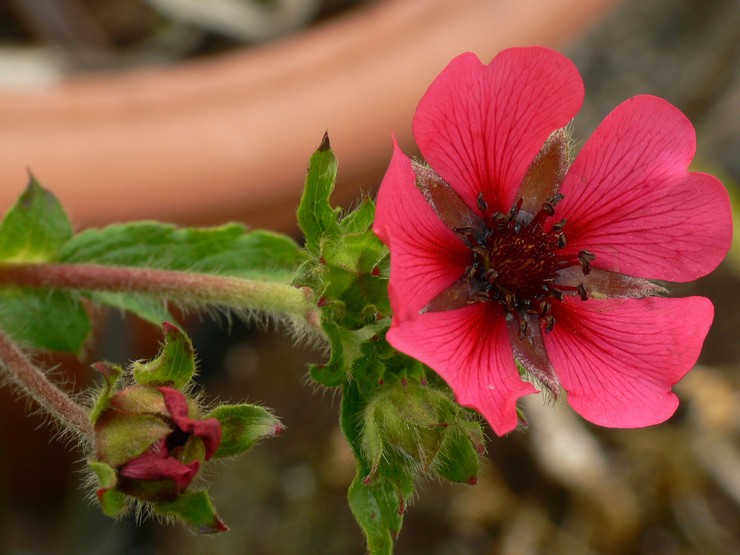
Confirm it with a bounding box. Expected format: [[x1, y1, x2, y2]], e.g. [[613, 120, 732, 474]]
[[463, 193, 593, 332]]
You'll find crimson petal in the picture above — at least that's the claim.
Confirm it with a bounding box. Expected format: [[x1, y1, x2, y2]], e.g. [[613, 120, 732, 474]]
[[386, 304, 537, 436], [160, 387, 221, 460], [545, 296, 713, 428], [556, 95, 732, 282], [413, 48, 583, 214], [374, 140, 471, 320]]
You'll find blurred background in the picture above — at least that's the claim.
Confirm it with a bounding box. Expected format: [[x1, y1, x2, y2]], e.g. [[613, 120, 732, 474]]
[[0, 0, 738, 553]]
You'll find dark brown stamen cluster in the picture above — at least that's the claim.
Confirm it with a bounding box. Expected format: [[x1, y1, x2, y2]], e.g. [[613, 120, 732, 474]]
[[461, 193, 593, 336]]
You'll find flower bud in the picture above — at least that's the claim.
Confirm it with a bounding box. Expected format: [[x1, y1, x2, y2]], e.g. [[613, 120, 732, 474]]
[[362, 380, 483, 484], [94, 384, 221, 503]]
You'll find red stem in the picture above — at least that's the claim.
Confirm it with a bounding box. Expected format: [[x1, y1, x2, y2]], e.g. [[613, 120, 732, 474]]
[[0, 330, 94, 440]]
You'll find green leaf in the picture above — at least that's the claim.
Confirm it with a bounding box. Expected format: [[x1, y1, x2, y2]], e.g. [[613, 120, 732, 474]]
[[132, 323, 195, 388], [154, 490, 228, 534], [57, 222, 304, 325], [0, 176, 73, 262], [341, 381, 412, 554], [0, 288, 90, 352], [90, 292, 173, 328], [208, 404, 283, 458], [60, 222, 303, 281], [296, 133, 340, 253]]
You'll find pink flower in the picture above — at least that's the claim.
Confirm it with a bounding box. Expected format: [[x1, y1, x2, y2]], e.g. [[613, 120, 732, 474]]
[[373, 47, 732, 435]]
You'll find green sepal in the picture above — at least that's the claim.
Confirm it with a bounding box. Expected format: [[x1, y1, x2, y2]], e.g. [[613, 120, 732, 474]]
[[0, 176, 73, 262], [88, 461, 129, 517], [311, 319, 385, 387], [339, 195, 376, 235], [433, 426, 481, 485], [208, 404, 283, 458], [296, 132, 340, 254], [132, 323, 195, 388], [89, 362, 123, 423], [154, 490, 228, 534], [0, 288, 90, 353], [95, 413, 171, 467]]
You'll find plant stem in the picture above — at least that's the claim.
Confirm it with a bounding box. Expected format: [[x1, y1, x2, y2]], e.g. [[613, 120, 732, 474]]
[[0, 263, 320, 327], [0, 330, 94, 440]]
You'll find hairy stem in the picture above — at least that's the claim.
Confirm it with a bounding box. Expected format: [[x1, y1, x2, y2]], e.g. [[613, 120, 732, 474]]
[[0, 263, 320, 327], [0, 330, 94, 440]]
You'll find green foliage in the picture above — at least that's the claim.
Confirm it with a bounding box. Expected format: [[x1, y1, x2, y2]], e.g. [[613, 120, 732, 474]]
[[296, 132, 340, 254], [0, 288, 90, 352], [59, 222, 302, 281], [0, 175, 73, 263], [295, 135, 485, 554], [0, 179, 304, 350]]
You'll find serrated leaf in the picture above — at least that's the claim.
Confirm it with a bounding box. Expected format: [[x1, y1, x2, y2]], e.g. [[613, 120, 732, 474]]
[[208, 404, 282, 458], [132, 323, 195, 388], [296, 133, 340, 253], [60, 222, 303, 281], [0, 176, 73, 262], [341, 367, 415, 554], [58, 222, 303, 332], [154, 490, 228, 534], [0, 289, 90, 352], [91, 292, 173, 328]]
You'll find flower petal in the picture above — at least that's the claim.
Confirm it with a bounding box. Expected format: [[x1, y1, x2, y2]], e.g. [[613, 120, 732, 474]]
[[120, 448, 200, 490], [413, 47, 584, 213], [160, 387, 221, 460], [557, 95, 732, 281], [374, 140, 471, 319], [387, 304, 537, 435], [545, 296, 713, 428]]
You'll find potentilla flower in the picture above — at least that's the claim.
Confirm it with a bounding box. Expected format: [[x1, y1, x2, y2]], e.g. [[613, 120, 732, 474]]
[[373, 47, 732, 435]]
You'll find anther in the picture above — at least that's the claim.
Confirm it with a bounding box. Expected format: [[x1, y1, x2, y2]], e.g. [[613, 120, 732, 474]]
[[509, 197, 524, 219], [577, 283, 588, 301], [552, 218, 567, 232], [548, 193, 564, 206], [578, 250, 596, 275], [477, 192, 488, 213], [484, 268, 499, 284], [544, 315, 555, 333], [518, 318, 528, 340]]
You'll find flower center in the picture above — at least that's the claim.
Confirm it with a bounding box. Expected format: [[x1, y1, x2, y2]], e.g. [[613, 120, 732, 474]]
[[467, 193, 593, 335]]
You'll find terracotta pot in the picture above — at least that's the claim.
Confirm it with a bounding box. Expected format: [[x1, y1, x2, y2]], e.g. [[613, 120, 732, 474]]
[[0, 0, 618, 232]]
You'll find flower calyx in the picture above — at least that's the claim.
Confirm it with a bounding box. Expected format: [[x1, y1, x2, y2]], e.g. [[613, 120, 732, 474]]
[[88, 323, 283, 534]]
